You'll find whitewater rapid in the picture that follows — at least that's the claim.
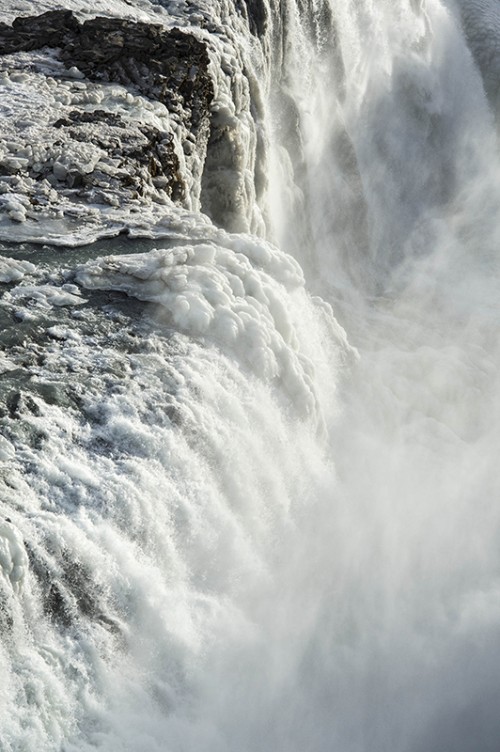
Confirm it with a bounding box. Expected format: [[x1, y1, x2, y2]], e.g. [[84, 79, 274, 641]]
[[1, 0, 500, 750]]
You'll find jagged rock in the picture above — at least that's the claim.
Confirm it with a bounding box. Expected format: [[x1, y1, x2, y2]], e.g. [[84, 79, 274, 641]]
[[0, 10, 213, 222], [53, 110, 128, 129], [0, 11, 214, 140], [51, 114, 185, 202], [0, 10, 79, 53]]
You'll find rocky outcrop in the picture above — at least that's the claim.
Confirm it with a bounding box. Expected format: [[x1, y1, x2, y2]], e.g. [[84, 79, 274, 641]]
[[0, 11, 213, 138], [0, 10, 214, 229], [51, 111, 185, 202], [0, 10, 80, 52]]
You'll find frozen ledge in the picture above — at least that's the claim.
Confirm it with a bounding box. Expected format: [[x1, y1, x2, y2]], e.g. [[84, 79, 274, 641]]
[[0, 10, 215, 244]]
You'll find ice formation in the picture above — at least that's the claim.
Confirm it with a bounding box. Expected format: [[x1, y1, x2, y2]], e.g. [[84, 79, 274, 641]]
[[0, 520, 28, 592], [0, 3, 271, 244], [1, 1, 500, 751], [76, 240, 325, 417]]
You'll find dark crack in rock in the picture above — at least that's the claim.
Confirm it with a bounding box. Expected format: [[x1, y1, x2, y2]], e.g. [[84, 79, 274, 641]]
[[237, 0, 268, 37]]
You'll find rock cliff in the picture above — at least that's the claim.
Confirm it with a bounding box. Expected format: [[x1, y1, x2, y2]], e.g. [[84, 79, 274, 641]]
[[0, 10, 216, 240]]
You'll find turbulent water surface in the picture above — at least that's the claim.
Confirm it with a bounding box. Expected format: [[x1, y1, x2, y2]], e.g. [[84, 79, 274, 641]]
[[1, 0, 500, 750]]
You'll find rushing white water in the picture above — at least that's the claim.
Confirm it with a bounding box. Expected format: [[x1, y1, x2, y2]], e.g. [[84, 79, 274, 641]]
[[1, 0, 500, 750]]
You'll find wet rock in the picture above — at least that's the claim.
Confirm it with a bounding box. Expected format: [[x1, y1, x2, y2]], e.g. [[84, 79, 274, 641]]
[[53, 110, 128, 130], [0, 11, 214, 216], [240, 0, 268, 37], [0, 11, 214, 141], [26, 543, 120, 632]]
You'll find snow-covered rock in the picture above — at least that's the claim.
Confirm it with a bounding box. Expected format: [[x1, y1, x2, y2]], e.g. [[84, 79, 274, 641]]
[[0, 5, 273, 244]]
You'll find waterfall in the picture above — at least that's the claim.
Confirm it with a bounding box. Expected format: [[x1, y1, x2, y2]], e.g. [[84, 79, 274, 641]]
[[1, 1, 500, 750]]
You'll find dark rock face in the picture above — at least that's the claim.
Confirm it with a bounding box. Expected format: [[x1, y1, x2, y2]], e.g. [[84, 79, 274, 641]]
[[239, 0, 268, 37], [0, 10, 214, 209], [0, 11, 213, 138], [0, 10, 81, 51]]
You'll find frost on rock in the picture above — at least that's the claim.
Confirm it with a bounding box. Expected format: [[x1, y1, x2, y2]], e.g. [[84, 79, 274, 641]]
[[0, 11, 215, 243], [7, 285, 87, 309], [0, 2, 277, 244]]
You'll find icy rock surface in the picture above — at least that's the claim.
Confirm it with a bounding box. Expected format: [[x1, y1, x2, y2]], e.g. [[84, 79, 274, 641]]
[[0, 12, 216, 240], [75, 239, 326, 417], [0, 4, 275, 244]]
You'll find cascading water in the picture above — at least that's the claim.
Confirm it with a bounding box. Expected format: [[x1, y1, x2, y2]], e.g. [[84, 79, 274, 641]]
[[0, 0, 500, 750]]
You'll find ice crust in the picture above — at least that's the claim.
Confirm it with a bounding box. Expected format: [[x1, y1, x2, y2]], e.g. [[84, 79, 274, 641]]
[[0, 49, 193, 243], [76, 236, 327, 417], [0, 256, 35, 282], [0, 1, 271, 244], [0, 0, 166, 25]]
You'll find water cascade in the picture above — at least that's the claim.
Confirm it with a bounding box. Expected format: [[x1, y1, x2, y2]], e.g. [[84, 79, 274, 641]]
[[0, 1, 500, 750]]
